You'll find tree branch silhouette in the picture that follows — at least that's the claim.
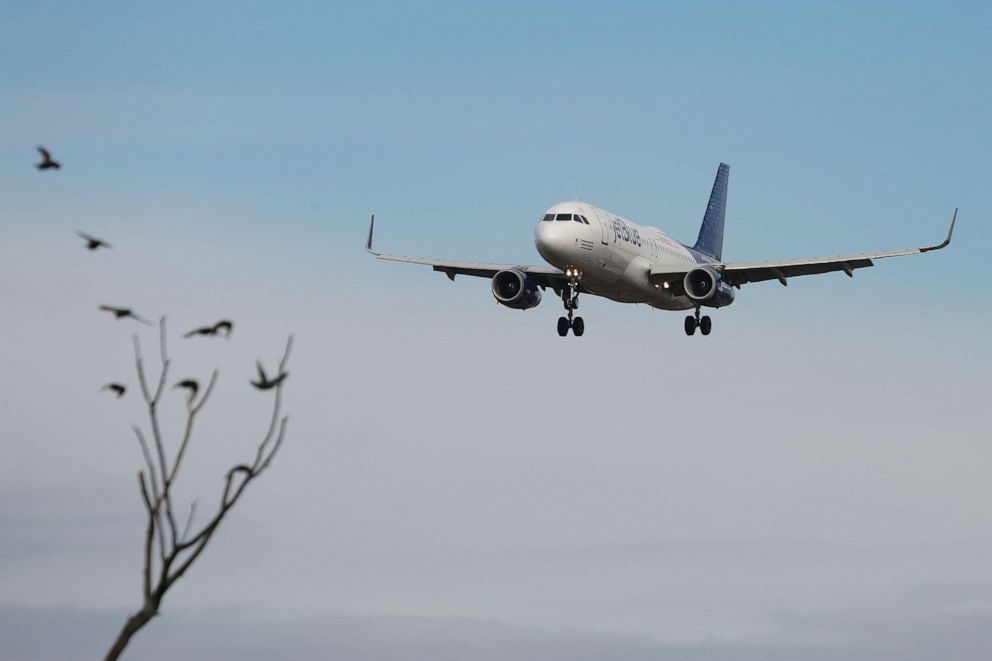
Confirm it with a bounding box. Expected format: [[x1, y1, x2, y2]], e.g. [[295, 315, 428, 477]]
[[105, 318, 292, 661]]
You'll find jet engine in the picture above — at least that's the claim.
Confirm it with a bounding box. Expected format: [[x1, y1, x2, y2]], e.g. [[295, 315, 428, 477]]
[[491, 269, 542, 310], [683, 267, 735, 308]]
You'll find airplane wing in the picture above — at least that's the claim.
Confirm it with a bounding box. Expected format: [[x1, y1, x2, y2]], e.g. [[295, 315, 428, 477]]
[[650, 209, 956, 289], [365, 215, 567, 289]]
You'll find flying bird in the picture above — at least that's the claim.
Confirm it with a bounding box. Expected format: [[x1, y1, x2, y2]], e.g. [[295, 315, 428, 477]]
[[183, 319, 234, 338], [77, 231, 112, 251], [213, 320, 233, 337], [251, 360, 289, 391], [99, 305, 152, 325], [174, 379, 199, 400], [101, 383, 126, 398], [35, 146, 60, 170]]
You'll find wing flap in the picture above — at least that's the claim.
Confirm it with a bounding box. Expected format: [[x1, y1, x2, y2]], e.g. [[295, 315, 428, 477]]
[[650, 209, 955, 288], [724, 256, 877, 285]]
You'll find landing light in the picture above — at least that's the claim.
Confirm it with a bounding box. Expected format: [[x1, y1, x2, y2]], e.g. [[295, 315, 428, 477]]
[[663, 282, 670, 289]]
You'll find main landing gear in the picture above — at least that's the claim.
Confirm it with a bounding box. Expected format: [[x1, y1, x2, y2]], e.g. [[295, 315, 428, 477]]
[[557, 268, 584, 337], [684, 307, 712, 336]]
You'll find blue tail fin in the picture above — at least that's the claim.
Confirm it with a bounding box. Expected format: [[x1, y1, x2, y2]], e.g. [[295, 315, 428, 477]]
[[693, 163, 729, 261]]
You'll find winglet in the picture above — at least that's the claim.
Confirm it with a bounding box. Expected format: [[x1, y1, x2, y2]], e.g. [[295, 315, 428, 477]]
[[920, 208, 957, 253], [365, 214, 379, 255]]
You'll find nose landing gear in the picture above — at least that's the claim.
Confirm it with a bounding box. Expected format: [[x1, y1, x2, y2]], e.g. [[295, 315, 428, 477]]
[[684, 306, 712, 336], [557, 268, 584, 337]]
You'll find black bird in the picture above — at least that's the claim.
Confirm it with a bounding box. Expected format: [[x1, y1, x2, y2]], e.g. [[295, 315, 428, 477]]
[[101, 383, 126, 398], [184, 319, 234, 339], [251, 360, 289, 391], [99, 305, 152, 325], [183, 325, 214, 338], [213, 320, 233, 337], [35, 146, 60, 170], [77, 231, 112, 251], [174, 379, 199, 400]]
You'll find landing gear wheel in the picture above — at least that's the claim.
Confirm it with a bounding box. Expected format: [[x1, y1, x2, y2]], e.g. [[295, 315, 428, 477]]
[[572, 317, 585, 336], [559, 268, 584, 338], [684, 316, 696, 336], [700, 315, 712, 336]]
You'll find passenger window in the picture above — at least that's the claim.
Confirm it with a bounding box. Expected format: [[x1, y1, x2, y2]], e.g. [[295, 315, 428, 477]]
[[556, 213, 573, 221], [542, 214, 554, 221]]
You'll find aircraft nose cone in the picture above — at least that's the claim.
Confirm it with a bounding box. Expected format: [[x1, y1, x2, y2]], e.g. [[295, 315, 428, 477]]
[[534, 221, 567, 262]]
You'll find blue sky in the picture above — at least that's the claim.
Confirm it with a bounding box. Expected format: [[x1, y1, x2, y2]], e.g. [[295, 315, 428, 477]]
[[3, 1, 988, 264], [2, 2, 990, 660]]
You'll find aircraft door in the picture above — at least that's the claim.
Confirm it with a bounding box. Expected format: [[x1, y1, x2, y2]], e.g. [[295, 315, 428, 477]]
[[594, 210, 610, 245]]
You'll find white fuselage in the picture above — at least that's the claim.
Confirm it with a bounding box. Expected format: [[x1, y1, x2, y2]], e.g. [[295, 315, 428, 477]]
[[535, 201, 706, 311]]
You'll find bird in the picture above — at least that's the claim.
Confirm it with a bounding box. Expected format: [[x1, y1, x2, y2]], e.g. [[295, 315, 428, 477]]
[[251, 360, 289, 390], [101, 383, 126, 398], [174, 379, 199, 400], [99, 305, 152, 325], [183, 319, 234, 339], [77, 231, 112, 251], [213, 320, 233, 337], [35, 146, 60, 170], [184, 326, 213, 338]]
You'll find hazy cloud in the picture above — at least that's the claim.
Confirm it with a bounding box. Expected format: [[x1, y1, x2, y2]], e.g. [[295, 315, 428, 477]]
[[3, 603, 990, 661]]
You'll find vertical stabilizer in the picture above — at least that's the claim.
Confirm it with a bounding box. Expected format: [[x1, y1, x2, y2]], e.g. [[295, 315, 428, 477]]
[[693, 163, 729, 261]]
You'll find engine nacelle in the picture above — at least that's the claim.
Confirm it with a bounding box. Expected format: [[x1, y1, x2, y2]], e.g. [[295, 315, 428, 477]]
[[491, 269, 542, 310], [683, 267, 735, 308]]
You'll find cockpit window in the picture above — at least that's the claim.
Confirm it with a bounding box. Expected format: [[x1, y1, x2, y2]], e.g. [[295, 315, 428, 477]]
[[542, 214, 554, 221], [555, 213, 573, 221], [575, 215, 590, 224]]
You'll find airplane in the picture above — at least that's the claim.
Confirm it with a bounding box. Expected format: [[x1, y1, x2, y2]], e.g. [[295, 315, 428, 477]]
[[366, 163, 956, 337]]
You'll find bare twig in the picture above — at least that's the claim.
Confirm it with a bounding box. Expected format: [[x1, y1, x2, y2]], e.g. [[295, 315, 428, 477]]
[[180, 500, 198, 543], [167, 370, 219, 488], [132, 426, 160, 502], [137, 473, 154, 599], [132, 336, 152, 404]]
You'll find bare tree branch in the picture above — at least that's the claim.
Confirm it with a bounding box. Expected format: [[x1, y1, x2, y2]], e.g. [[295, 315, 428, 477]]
[[191, 370, 219, 415], [132, 426, 160, 503], [167, 369, 219, 488], [252, 336, 293, 471], [158, 317, 167, 365], [134, 426, 168, 565], [137, 472, 154, 600], [133, 327, 174, 543], [180, 500, 198, 544], [256, 417, 289, 475], [132, 336, 152, 404], [106, 320, 293, 661]]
